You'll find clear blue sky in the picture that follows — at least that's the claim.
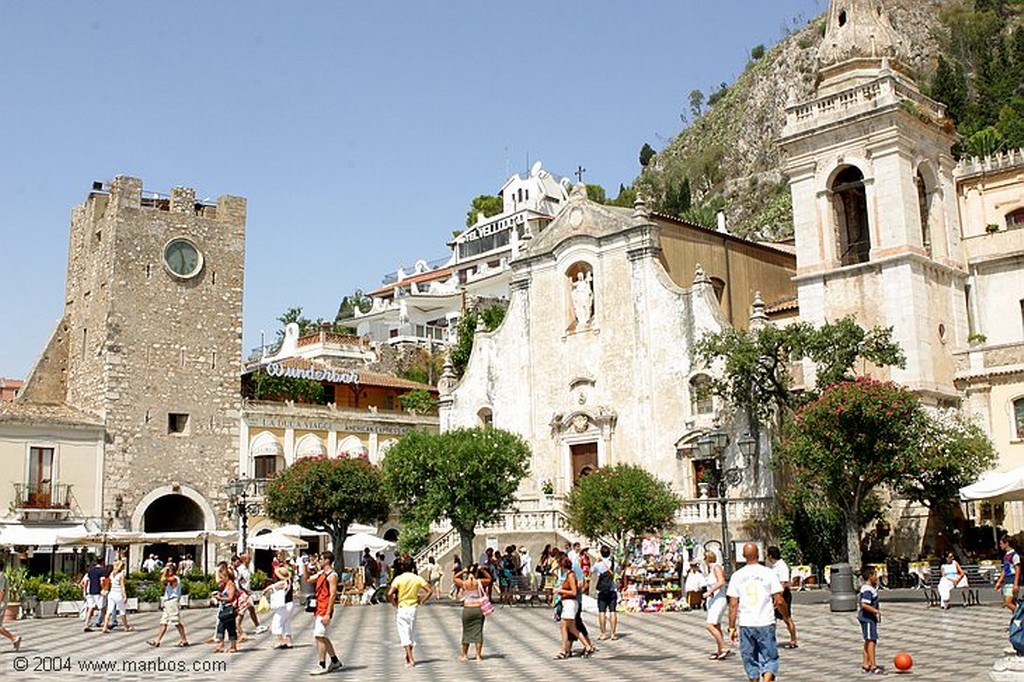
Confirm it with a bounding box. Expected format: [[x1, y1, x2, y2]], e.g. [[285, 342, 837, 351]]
[[0, 0, 823, 379]]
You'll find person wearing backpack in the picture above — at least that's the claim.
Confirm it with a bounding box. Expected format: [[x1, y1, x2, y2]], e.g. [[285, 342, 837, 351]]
[[593, 546, 618, 641]]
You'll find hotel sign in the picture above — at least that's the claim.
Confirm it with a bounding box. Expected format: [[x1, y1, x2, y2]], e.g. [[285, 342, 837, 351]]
[[264, 362, 358, 385]]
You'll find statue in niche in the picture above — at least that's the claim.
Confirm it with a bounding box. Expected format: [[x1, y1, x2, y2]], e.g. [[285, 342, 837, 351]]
[[571, 271, 594, 328]]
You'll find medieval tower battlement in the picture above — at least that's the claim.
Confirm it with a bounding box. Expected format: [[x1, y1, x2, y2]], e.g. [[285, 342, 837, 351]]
[[21, 175, 246, 536]]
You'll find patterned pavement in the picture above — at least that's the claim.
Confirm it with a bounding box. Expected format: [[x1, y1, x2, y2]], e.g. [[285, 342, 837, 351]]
[[0, 593, 1013, 681]]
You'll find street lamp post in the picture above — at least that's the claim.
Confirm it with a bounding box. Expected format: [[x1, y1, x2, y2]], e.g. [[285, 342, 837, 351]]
[[225, 476, 260, 553], [696, 431, 757, 574]]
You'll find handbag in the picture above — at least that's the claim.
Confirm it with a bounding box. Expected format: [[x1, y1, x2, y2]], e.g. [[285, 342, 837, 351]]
[[479, 594, 495, 617], [256, 594, 271, 615], [218, 602, 236, 622], [269, 589, 287, 610]]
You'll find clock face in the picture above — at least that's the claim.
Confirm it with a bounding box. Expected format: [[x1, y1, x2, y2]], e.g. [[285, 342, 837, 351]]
[[163, 238, 203, 279]]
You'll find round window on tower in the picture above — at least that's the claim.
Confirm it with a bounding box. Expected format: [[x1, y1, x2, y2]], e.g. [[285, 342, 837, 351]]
[[163, 238, 203, 279]]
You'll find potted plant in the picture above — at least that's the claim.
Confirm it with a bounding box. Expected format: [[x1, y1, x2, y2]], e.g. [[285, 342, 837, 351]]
[[697, 468, 715, 498], [3, 566, 28, 621], [35, 582, 60, 618], [56, 578, 83, 617], [541, 479, 555, 497]]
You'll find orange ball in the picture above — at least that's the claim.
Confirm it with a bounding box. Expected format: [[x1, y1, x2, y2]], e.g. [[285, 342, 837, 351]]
[[893, 652, 913, 671]]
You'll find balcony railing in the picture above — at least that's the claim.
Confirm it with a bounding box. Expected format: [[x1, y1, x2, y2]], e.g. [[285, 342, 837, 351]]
[[13, 483, 73, 510]]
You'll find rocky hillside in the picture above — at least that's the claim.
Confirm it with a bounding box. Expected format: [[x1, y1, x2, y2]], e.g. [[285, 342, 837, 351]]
[[638, 0, 958, 241]]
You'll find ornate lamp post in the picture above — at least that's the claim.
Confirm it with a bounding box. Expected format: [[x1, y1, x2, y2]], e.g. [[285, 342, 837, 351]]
[[225, 476, 260, 553], [696, 430, 757, 573]]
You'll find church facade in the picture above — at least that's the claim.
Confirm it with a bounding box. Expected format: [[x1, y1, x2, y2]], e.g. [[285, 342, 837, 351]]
[[438, 187, 797, 547]]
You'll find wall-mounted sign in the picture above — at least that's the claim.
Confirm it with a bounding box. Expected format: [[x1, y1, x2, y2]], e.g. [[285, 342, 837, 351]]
[[264, 362, 359, 385]]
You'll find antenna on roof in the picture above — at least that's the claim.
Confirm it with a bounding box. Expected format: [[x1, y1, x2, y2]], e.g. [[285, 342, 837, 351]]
[[526, 151, 530, 175], [504, 146, 510, 181]]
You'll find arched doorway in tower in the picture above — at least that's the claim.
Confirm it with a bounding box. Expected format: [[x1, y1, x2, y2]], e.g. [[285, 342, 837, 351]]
[[141, 494, 204, 572], [832, 166, 871, 266]]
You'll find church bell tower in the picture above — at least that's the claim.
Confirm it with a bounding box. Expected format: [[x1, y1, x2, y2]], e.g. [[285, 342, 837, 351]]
[[778, 0, 967, 402]]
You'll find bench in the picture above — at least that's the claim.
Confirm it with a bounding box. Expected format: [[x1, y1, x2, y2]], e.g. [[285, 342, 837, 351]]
[[501, 575, 550, 607], [923, 565, 990, 607]]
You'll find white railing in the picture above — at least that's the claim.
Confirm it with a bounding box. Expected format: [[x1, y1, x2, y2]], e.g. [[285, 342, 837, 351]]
[[675, 497, 771, 525]]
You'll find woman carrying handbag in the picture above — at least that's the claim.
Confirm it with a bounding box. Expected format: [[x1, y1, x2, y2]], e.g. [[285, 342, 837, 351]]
[[553, 555, 595, 660]]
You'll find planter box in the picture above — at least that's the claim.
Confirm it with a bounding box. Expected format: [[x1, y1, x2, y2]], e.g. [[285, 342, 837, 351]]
[[179, 595, 190, 608], [37, 600, 59, 618], [136, 601, 160, 612], [57, 600, 84, 617], [126, 597, 139, 612]]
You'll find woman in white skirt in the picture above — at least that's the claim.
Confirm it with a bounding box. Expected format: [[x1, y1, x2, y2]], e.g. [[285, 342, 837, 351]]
[[102, 560, 133, 633], [262, 565, 293, 649], [703, 550, 730, 660], [553, 555, 595, 660]]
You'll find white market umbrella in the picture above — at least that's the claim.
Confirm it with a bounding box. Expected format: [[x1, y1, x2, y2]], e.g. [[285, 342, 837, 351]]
[[342, 532, 394, 553], [960, 467, 1024, 504], [248, 530, 308, 551]]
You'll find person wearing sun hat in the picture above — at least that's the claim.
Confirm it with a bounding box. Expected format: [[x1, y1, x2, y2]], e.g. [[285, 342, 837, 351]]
[[262, 563, 294, 649]]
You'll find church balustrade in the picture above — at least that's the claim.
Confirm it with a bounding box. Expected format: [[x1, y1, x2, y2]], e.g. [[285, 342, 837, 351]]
[[675, 496, 771, 525]]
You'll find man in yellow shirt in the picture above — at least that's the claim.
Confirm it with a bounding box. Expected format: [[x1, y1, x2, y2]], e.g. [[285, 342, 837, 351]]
[[387, 566, 432, 668]]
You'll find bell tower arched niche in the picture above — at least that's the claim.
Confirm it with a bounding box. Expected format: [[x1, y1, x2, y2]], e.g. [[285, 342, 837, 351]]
[[565, 261, 594, 332], [831, 165, 871, 266]]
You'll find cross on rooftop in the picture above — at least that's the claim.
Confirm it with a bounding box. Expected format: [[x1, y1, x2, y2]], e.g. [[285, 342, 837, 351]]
[[575, 165, 586, 183]]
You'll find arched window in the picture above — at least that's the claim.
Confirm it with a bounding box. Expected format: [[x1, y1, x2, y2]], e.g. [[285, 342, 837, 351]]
[[337, 435, 367, 459], [1008, 208, 1024, 231], [709, 277, 726, 304], [916, 171, 932, 256], [689, 374, 714, 415], [249, 432, 284, 479], [294, 434, 327, 460], [1014, 398, 1024, 440], [833, 166, 871, 266], [478, 407, 493, 428]]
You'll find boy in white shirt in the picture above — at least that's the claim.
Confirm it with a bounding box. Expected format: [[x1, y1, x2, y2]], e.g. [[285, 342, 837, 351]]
[[727, 543, 786, 682], [766, 546, 798, 649]]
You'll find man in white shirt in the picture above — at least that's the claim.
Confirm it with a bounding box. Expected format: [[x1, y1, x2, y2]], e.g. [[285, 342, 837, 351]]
[[766, 546, 798, 649], [727, 543, 787, 682]]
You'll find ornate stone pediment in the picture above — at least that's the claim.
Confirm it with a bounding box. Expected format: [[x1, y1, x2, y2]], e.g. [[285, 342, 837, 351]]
[[550, 407, 617, 439]]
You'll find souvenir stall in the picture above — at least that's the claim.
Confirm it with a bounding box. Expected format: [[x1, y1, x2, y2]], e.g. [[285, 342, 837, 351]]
[[620, 535, 699, 612]]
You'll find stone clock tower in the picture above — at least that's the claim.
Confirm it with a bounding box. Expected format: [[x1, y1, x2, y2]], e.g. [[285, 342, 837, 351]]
[[778, 0, 967, 403], [22, 175, 246, 544]]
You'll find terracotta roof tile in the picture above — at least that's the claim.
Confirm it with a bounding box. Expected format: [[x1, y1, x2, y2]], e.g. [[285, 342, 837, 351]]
[[0, 401, 104, 428]]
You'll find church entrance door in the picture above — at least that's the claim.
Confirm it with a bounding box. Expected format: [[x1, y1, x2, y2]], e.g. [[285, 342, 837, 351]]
[[570, 442, 598, 483]]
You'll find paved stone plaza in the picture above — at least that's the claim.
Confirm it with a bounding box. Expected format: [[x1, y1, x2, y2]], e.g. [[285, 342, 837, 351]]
[[0, 594, 1013, 681]]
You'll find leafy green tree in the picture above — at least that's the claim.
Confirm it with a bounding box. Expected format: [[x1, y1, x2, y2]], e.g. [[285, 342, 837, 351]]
[[898, 410, 997, 545], [776, 378, 924, 568], [449, 305, 507, 378], [610, 184, 637, 208], [382, 428, 531, 564], [465, 195, 503, 227], [564, 464, 681, 550], [336, 289, 371, 321], [965, 126, 1006, 158], [688, 89, 704, 119], [264, 457, 390, 571], [694, 316, 905, 429], [247, 372, 326, 404], [750, 44, 766, 60], [639, 143, 656, 167], [586, 184, 608, 204], [398, 388, 436, 415], [275, 306, 316, 344]]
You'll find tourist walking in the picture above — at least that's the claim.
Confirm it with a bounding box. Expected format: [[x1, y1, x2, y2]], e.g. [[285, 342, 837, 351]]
[[101, 559, 133, 633], [553, 555, 595, 660], [212, 562, 238, 653], [996, 536, 1020, 612], [449, 554, 463, 599], [387, 564, 432, 668], [0, 560, 22, 651], [263, 564, 294, 649], [304, 550, 342, 675], [361, 548, 380, 605], [82, 557, 105, 632], [727, 543, 785, 682], [233, 553, 264, 639], [146, 562, 189, 648], [593, 545, 619, 641], [858, 565, 884, 674], [766, 546, 798, 648], [938, 551, 966, 609], [424, 556, 443, 602], [704, 549, 730, 660], [453, 563, 492, 662]]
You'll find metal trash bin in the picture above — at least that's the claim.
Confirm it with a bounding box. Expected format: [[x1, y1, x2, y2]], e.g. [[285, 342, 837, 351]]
[[829, 563, 858, 612]]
